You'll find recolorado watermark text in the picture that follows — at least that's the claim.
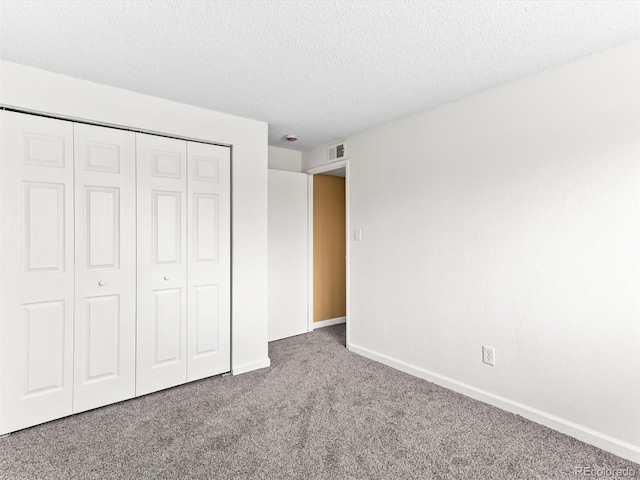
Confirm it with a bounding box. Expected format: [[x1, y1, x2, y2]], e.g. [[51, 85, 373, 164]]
[[575, 466, 638, 478]]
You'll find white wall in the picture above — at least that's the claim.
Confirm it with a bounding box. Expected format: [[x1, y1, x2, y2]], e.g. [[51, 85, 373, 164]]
[[268, 170, 309, 341], [308, 41, 640, 462], [268, 145, 302, 172], [0, 61, 270, 375]]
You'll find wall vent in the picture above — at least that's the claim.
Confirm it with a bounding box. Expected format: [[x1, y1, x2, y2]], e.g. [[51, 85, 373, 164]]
[[328, 142, 347, 163]]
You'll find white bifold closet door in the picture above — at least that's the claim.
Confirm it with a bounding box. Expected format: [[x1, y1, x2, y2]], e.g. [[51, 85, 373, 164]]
[[0, 111, 231, 434], [186, 141, 231, 381], [0, 111, 75, 434], [136, 134, 231, 395], [136, 134, 189, 395], [72, 124, 136, 413]]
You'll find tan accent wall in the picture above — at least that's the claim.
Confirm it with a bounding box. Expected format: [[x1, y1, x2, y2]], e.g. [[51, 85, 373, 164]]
[[313, 174, 346, 322]]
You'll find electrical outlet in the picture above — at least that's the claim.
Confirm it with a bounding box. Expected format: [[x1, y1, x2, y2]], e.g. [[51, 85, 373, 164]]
[[482, 345, 495, 366], [354, 228, 362, 241]]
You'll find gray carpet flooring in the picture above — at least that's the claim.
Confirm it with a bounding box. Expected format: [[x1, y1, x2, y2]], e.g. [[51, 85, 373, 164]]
[[0, 324, 637, 479]]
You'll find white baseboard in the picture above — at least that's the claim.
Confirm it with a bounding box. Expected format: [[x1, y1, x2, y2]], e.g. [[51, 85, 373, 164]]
[[348, 342, 640, 464], [313, 316, 346, 329], [232, 357, 271, 375]]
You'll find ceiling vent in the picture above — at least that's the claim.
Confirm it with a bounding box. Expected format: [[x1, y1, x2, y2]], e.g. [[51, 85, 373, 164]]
[[328, 142, 347, 163]]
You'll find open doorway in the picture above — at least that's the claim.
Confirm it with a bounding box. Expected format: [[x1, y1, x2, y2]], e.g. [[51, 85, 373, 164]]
[[307, 161, 349, 347]]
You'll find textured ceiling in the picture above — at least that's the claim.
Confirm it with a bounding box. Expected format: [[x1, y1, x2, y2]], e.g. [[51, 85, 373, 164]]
[[1, 1, 639, 151]]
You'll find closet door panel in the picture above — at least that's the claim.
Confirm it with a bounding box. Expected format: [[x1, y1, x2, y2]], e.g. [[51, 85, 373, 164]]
[[0, 111, 74, 434], [136, 134, 188, 396], [187, 142, 231, 381], [73, 124, 136, 413], [152, 288, 182, 364]]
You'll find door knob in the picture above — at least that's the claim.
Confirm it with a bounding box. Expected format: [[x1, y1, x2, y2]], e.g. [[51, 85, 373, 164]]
[[163, 275, 170, 281], [98, 281, 105, 287]]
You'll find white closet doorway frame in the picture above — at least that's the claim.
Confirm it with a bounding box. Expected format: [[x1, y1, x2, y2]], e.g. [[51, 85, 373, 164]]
[[305, 160, 350, 348]]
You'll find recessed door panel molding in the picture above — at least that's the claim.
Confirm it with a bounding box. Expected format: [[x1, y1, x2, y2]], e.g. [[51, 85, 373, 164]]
[[22, 300, 66, 397], [24, 182, 66, 273], [84, 142, 121, 173], [1, 111, 74, 435], [73, 123, 136, 414], [153, 288, 182, 365], [194, 284, 220, 356], [194, 193, 219, 263], [153, 191, 182, 265], [83, 295, 120, 383], [193, 155, 219, 182], [137, 133, 188, 396], [187, 142, 231, 381], [152, 151, 182, 179], [86, 186, 120, 269], [23, 132, 66, 168]]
